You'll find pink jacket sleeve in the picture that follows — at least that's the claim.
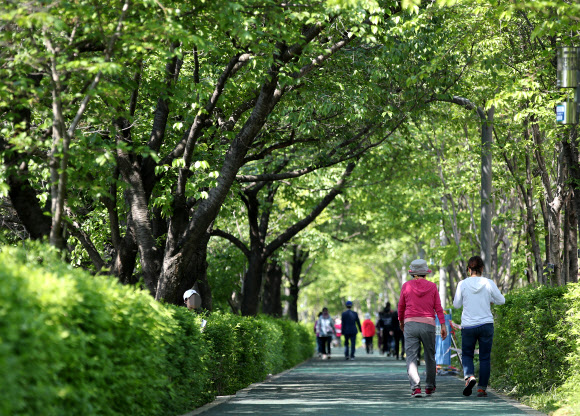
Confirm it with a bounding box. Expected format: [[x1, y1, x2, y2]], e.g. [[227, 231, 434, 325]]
[[398, 283, 407, 322]]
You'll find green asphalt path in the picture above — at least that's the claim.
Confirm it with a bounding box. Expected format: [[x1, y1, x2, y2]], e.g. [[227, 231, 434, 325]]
[[185, 347, 546, 416]]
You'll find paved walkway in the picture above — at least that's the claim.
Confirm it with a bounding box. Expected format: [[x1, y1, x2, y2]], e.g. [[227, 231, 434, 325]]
[[185, 347, 545, 416]]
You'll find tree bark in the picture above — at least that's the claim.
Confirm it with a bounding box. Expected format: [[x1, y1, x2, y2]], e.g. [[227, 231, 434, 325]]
[[4, 155, 51, 239], [480, 106, 494, 276], [286, 245, 309, 322], [566, 196, 578, 283], [262, 259, 283, 317], [562, 127, 580, 283]]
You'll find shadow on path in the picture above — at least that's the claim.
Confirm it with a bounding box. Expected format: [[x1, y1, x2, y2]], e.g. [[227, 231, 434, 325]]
[[185, 347, 545, 416]]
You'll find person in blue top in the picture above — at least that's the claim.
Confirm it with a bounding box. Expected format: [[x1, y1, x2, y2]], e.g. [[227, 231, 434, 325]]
[[341, 300, 362, 360], [453, 255, 505, 397]]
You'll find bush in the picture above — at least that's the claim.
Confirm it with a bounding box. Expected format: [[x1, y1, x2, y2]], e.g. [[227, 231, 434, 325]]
[[0, 246, 173, 416], [160, 306, 211, 412], [201, 313, 313, 396], [270, 319, 314, 368], [0, 245, 314, 416], [555, 283, 580, 413], [492, 285, 572, 395]]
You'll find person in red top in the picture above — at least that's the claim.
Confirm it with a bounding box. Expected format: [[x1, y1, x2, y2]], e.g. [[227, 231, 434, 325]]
[[398, 259, 448, 398], [361, 313, 376, 354]]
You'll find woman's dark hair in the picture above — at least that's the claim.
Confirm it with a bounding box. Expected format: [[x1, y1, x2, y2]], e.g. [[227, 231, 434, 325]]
[[467, 256, 484, 274]]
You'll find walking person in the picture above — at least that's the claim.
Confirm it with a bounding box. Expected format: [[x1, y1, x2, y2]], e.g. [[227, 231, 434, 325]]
[[341, 300, 362, 360], [314, 312, 323, 358], [316, 307, 336, 360], [391, 308, 405, 360], [362, 313, 376, 354], [333, 318, 342, 347], [378, 303, 395, 355], [453, 255, 505, 397], [375, 313, 383, 354], [398, 259, 447, 398]]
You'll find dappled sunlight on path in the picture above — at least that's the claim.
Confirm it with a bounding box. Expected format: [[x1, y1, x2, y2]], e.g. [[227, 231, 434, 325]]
[[186, 347, 545, 416]]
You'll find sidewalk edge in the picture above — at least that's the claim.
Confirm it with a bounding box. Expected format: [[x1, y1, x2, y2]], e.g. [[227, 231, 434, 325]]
[[180, 356, 316, 415]]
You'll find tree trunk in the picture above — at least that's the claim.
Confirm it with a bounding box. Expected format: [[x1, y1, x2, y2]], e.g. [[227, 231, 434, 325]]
[[112, 226, 139, 285], [156, 231, 212, 307], [539, 195, 550, 282], [4, 158, 51, 239], [481, 106, 494, 276], [241, 254, 266, 316], [446, 263, 458, 307], [262, 259, 283, 317], [533, 123, 566, 286], [566, 196, 578, 284], [286, 246, 309, 322], [562, 127, 580, 283]]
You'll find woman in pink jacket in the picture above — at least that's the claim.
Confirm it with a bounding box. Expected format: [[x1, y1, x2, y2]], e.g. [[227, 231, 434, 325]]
[[398, 259, 448, 398]]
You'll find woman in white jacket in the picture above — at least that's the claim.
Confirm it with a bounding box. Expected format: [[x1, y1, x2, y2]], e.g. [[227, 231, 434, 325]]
[[316, 307, 336, 360], [453, 256, 505, 397]]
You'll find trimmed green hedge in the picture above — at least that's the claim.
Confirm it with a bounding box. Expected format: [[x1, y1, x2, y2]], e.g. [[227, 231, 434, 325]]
[[0, 246, 314, 416], [492, 285, 572, 395], [555, 283, 580, 414], [490, 284, 580, 414]]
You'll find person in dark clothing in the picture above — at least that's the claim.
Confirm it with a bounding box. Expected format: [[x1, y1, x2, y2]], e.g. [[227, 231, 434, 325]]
[[391, 309, 405, 360], [378, 303, 394, 356], [341, 300, 362, 360]]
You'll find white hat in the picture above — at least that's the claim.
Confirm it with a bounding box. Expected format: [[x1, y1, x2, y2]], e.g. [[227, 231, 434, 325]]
[[183, 289, 199, 301], [365, 312, 371, 319]]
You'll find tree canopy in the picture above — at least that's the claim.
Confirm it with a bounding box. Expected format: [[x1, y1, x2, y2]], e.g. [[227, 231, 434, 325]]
[[1, 0, 580, 318]]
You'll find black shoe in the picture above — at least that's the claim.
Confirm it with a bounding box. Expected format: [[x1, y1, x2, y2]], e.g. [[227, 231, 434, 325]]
[[345, 357, 350, 360], [463, 376, 477, 396]]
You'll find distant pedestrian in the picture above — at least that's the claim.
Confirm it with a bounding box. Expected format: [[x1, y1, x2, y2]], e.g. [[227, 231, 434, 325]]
[[375, 313, 383, 353], [390, 308, 405, 360], [314, 312, 323, 358], [341, 300, 362, 360], [183, 289, 202, 310], [333, 318, 342, 347], [398, 259, 447, 398], [453, 255, 505, 397], [378, 303, 395, 355], [362, 313, 376, 354], [184, 289, 206, 330], [316, 307, 336, 360]]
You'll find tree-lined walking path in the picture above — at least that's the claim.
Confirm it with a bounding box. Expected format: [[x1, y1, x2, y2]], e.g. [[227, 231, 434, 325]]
[[186, 347, 545, 416]]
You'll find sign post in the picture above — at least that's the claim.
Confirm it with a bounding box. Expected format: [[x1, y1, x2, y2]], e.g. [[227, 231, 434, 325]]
[[556, 47, 580, 125]]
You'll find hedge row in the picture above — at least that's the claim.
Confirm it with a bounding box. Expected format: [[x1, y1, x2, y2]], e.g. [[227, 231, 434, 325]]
[[0, 246, 314, 416], [490, 284, 580, 413]]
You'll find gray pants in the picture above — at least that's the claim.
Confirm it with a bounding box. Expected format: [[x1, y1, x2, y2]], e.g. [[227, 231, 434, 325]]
[[404, 321, 436, 391]]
